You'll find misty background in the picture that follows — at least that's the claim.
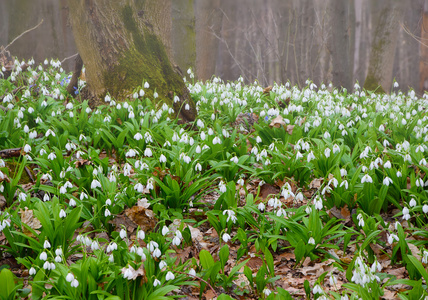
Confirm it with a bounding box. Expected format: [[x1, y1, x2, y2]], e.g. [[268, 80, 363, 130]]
[[0, 0, 426, 94]]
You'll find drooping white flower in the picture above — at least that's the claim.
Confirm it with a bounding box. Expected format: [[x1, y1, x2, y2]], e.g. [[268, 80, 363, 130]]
[[59, 209, 67, 218], [222, 233, 231, 243]]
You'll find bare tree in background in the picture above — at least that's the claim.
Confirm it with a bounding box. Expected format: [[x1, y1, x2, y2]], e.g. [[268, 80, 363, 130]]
[[363, 1, 405, 92]]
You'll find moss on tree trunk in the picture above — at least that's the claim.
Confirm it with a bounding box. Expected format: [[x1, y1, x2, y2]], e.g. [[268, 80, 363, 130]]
[[67, 0, 195, 121]]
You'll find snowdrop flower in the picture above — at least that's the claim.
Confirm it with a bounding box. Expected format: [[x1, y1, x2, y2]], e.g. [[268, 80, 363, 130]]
[[357, 214, 365, 227], [104, 208, 111, 217], [120, 229, 127, 240], [324, 148, 331, 158], [314, 197, 323, 210], [396, 170, 402, 177], [153, 247, 162, 258], [91, 179, 101, 189], [153, 278, 161, 287], [402, 207, 410, 220], [23, 144, 31, 153], [387, 233, 399, 244], [409, 198, 417, 207], [263, 288, 272, 296], [383, 177, 393, 186], [361, 174, 372, 184], [329, 274, 337, 286], [218, 180, 227, 193], [423, 204, 428, 214], [222, 233, 231, 243], [91, 241, 100, 251], [40, 252, 48, 261], [144, 148, 153, 157], [182, 155, 191, 164], [47, 152, 56, 160], [71, 279, 79, 288], [134, 132, 143, 140], [237, 178, 244, 186], [188, 268, 196, 276], [195, 163, 202, 172], [258, 202, 265, 211], [122, 266, 136, 280], [137, 230, 145, 240], [384, 161, 392, 169], [43, 240, 51, 249], [313, 284, 323, 294], [162, 226, 169, 236], [59, 209, 66, 218], [159, 154, 167, 163], [416, 178, 424, 187], [307, 151, 315, 162], [223, 210, 237, 223], [18, 192, 27, 202], [29, 267, 36, 276], [230, 156, 238, 164], [308, 237, 315, 245], [212, 136, 221, 144]]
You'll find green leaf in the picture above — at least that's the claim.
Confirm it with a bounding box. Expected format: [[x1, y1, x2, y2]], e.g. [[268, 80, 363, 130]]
[[217, 294, 234, 300], [219, 245, 229, 270], [199, 250, 215, 269], [0, 268, 16, 300]]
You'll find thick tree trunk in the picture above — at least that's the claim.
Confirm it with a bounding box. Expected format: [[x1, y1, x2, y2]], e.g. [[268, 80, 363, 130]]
[[420, 1, 428, 93], [67, 0, 195, 121], [363, 1, 404, 93]]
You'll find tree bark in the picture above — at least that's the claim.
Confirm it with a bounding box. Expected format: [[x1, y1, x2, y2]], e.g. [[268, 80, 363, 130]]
[[329, 0, 352, 90], [67, 0, 195, 121], [420, 0, 428, 93], [363, 1, 404, 93]]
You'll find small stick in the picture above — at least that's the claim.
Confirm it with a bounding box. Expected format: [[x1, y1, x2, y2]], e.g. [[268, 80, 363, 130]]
[[0, 148, 22, 159], [176, 271, 218, 298], [24, 166, 34, 183], [61, 53, 79, 64]]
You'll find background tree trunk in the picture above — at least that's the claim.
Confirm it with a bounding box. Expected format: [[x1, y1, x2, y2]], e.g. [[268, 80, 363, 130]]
[[329, 0, 352, 90], [363, 1, 404, 92], [420, 0, 428, 93], [171, 0, 196, 74], [67, 0, 194, 121]]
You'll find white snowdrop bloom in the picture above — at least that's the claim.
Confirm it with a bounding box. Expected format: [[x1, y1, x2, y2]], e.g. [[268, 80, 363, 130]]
[[137, 230, 145, 240], [195, 163, 202, 172], [196, 119, 204, 128], [223, 210, 237, 223], [23, 125, 29, 133], [40, 252, 48, 261], [144, 148, 152, 157], [378, 124, 385, 132], [230, 156, 238, 164], [314, 197, 323, 210], [387, 233, 399, 244], [153, 247, 162, 258], [185, 103, 190, 110], [409, 198, 417, 207], [43, 240, 51, 249], [396, 170, 402, 177], [18, 192, 27, 202], [29, 130, 37, 139], [258, 202, 265, 211], [59, 209, 67, 218], [402, 207, 410, 220], [104, 208, 111, 217], [308, 237, 315, 245], [200, 131, 206, 141], [256, 136, 262, 143], [218, 181, 227, 193], [43, 261, 51, 270], [162, 226, 169, 236], [120, 229, 127, 240], [188, 268, 196, 276], [212, 136, 221, 144], [183, 155, 191, 164], [237, 178, 244, 186], [340, 168, 347, 177], [148, 241, 159, 252], [47, 152, 57, 160], [263, 288, 272, 297], [313, 284, 323, 294], [323, 131, 331, 139], [402, 119, 407, 125], [307, 151, 315, 162], [361, 174, 373, 184], [153, 278, 161, 287], [384, 161, 392, 168], [332, 144, 340, 154], [134, 132, 143, 140], [159, 154, 167, 163], [416, 178, 424, 187], [423, 204, 428, 214], [71, 279, 79, 288], [383, 177, 393, 186], [394, 81, 399, 88], [222, 233, 231, 243], [329, 274, 337, 286], [172, 235, 181, 246], [122, 266, 135, 280], [357, 214, 365, 227], [91, 179, 101, 189], [90, 241, 100, 251]]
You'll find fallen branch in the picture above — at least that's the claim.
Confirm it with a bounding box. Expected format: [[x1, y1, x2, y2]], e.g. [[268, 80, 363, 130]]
[[0, 148, 22, 159], [61, 53, 79, 64], [176, 271, 218, 298], [2, 19, 44, 53]]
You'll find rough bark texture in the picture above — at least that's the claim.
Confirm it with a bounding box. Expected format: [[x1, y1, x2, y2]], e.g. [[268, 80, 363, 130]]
[[67, 0, 195, 121], [363, 1, 404, 93]]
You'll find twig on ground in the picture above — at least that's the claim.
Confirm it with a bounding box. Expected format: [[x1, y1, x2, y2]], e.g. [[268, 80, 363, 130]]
[[176, 271, 218, 298]]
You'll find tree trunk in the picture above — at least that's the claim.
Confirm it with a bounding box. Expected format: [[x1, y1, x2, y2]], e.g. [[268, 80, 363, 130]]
[[329, 0, 351, 90], [67, 0, 195, 121], [195, 0, 222, 81], [171, 0, 196, 74], [420, 0, 428, 93], [363, 1, 404, 93]]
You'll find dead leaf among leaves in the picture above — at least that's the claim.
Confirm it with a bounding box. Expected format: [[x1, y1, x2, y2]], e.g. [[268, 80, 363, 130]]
[[121, 265, 146, 281], [20, 207, 41, 236], [124, 205, 157, 232], [269, 115, 285, 128], [74, 159, 92, 168], [309, 178, 323, 189]]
